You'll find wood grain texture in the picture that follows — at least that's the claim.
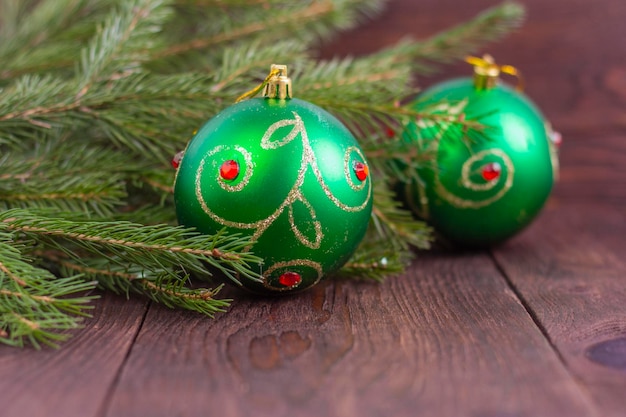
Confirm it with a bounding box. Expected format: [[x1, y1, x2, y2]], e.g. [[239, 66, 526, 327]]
[[0, 293, 147, 417], [104, 253, 597, 417], [555, 133, 626, 204], [493, 202, 626, 417]]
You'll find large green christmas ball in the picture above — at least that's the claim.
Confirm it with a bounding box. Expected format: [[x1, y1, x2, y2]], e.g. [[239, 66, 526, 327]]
[[402, 78, 559, 247], [174, 97, 373, 294]]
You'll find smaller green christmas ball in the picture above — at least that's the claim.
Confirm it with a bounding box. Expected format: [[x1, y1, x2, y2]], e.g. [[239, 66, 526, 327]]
[[173, 95, 372, 294], [401, 59, 560, 247]]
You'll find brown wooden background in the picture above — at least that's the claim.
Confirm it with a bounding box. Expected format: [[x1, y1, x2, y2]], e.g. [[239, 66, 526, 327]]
[[2, 1, 625, 416]]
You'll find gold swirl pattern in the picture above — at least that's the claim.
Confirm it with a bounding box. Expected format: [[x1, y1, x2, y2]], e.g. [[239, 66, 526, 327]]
[[435, 148, 515, 209], [260, 116, 302, 149], [261, 260, 324, 292], [194, 111, 371, 284], [288, 193, 323, 249], [345, 146, 368, 192], [217, 146, 254, 192]]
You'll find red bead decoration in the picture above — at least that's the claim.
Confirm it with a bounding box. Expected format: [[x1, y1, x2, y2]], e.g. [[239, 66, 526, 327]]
[[219, 160, 239, 180], [481, 162, 502, 181], [354, 162, 369, 182], [171, 151, 184, 169], [278, 271, 301, 287]]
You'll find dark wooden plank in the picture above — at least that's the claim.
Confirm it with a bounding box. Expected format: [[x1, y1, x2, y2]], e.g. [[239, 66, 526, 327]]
[[554, 132, 626, 204], [493, 202, 626, 417], [104, 253, 597, 417], [0, 292, 147, 417]]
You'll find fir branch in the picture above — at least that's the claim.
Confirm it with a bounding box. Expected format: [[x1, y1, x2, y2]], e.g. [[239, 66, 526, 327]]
[[0, 0, 33, 39], [141, 278, 230, 316], [0, 138, 136, 216], [210, 40, 310, 93], [0, 232, 96, 348], [156, 0, 385, 59], [369, 179, 433, 251], [295, 43, 485, 138], [411, 2, 525, 72], [308, 98, 483, 143], [0, 1, 123, 81], [0, 0, 88, 59], [0, 209, 262, 284], [0, 0, 528, 348], [52, 255, 231, 317], [137, 172, 175, 195], [0, 72, 226, 157], [297, 44, 414, 102], [176, 0, 302, 5], [339, 242, 406, 282], [0, 187, 124, 215], [110, 205, 179, 227], [156, 2, 335, 57], [77, 0, 172, 93]]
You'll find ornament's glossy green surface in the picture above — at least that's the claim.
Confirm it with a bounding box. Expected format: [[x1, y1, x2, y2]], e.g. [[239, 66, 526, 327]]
[[403, 78, 558, 247], [174, 98, 373, 294]]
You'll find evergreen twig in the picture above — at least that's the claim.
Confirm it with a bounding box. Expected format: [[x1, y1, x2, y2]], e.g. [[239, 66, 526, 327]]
[[0, 232, 96, 348], [0, 0, 525, 347], [0, 209, 262, 284], [410, 1, 526, 73], [52, 255, 232, 317]]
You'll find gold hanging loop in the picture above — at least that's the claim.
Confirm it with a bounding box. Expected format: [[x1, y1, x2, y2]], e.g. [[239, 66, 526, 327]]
[[465, 55, 524, 91], [235, 64, 292, 103]]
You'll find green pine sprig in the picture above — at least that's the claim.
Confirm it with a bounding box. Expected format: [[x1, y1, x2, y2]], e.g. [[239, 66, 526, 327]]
[[0, 136, 133, 215], [53, 256, 231, 317], [0, 209, 262, 284], [0, 231, 97, 348], [0, 0, 525, 347], [410, 1, 526, 73]]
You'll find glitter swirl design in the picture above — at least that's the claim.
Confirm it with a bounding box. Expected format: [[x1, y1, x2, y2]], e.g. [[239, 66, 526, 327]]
[[345, 146, 368, 191], [194, 111, 371, 286], [405, 99, 517, 211], [407, 98, 557, 218], [288, 194, 323, 250], [262, 260, 323, 292], [216, 146, 254, 192], [434, 148, 515, 209]]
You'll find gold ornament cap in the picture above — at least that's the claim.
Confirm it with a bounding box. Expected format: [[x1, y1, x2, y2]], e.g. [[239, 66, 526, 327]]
[[466, 55, 523, 91], [263, 64, 292, 99]]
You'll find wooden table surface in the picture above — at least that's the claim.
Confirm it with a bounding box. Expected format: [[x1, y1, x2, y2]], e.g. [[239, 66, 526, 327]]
[[2, 1, 625, 416]]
